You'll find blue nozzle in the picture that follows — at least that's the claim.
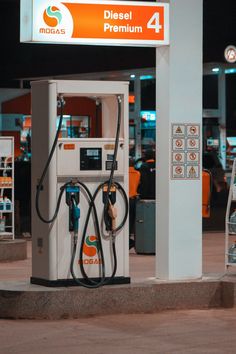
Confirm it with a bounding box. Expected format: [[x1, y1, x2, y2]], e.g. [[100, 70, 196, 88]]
[[73, 205, 80, 233]]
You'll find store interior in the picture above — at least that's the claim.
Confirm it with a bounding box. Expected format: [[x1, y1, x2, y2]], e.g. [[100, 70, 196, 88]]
[[0, 63, 236, 237]]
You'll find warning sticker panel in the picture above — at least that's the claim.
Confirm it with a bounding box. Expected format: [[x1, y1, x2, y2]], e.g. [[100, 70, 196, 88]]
[[171, 123, 200, 180]]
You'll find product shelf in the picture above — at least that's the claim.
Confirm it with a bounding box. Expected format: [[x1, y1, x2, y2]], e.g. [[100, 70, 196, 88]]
[[0, 232, 14, 237], [0, 137, 14, 240]]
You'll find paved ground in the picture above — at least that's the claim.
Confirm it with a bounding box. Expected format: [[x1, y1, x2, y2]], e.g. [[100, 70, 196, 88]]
[[1, 308, 236, 354], [129, 231, 230, 281], [0, 232, 230, 282], [1, 232, 236, 353]]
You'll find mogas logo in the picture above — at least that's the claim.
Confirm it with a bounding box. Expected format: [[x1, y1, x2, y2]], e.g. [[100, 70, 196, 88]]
[[83, 235, 99, 257], [38, 4, 70, 36], [78, 235, 102, 265], [43, 6, 62, 27]]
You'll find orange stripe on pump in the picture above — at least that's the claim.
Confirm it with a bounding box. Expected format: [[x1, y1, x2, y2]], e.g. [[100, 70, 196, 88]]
[[64, 144, 75, 150]]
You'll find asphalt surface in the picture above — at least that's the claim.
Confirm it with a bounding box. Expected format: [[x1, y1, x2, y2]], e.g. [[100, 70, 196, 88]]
[[1, 309, 236, 354]]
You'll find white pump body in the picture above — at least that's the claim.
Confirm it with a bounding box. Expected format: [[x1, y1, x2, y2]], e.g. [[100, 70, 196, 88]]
[[31, 80, 129, 286]]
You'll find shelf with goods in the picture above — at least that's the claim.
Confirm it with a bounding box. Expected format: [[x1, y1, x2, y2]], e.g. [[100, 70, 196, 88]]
[[226, 153, 236, 170], [59, 115, 90, 139], [226, 137, 236, 170], [0, 137, 14, 240]]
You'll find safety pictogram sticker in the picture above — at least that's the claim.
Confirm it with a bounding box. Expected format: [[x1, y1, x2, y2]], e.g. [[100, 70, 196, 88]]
[[172, 152, 185, 163], [187, 151, 200, 164], [186, 124, 200, 137], [172, 165, 185, 179], [186, 165, 200, 179], [172, 124, 185, 137], [186, 138, 199, 150], [173, 138, 185, 150]]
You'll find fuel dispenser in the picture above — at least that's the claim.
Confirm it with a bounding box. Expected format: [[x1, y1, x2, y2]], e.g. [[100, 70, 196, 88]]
[[31, 80, 130, 287]]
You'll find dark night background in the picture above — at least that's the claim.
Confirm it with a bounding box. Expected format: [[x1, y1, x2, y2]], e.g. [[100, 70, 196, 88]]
[[0, 0, 235, 87]]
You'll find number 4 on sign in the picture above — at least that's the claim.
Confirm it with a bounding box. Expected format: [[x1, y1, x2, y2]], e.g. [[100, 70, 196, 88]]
[[147, 13, 162, 33]]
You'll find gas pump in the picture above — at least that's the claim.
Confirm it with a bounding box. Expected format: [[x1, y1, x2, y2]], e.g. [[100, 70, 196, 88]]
[[31, 80, 130, 287]]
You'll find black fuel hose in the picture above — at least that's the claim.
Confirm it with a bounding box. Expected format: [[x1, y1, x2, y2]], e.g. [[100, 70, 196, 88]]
[[70, 96, 128, 288], [70, 180, 106, 288], [35, 98, 65, 223], [103, 96, 122, 230], [76, 96, 128, 287], [70, 180, 128, 288]]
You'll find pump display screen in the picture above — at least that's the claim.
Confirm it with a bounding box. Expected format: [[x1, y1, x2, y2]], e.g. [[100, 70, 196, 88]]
[[80, 148, 102, 170], [87, 149, 100, 156]]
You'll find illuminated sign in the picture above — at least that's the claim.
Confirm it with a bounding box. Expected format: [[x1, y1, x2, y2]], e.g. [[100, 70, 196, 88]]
[[227, 137, 236, 147], [20, 0, 169, 47], [141, 111, 156, 121], [224, 45, 236, 64]]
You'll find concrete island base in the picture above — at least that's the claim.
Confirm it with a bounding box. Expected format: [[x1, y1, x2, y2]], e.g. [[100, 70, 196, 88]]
[[0, 277, 236, 319]]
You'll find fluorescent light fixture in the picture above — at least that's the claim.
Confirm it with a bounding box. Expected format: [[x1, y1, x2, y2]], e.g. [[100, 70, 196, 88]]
[[130, 74, 136, 79], [212, 67, 220, 73], [225, 68, 236, 74], [140, 75, 154, 80]]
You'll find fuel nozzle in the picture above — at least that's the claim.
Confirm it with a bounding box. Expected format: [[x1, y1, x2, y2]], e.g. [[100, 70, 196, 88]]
[[108, 202, 118, 232], [66, 185, 80, 239], [103, 184, 117, 232]]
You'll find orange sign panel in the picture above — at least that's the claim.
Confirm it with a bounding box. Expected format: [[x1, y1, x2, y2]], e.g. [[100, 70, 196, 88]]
[[63, 2, 167, 41]]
